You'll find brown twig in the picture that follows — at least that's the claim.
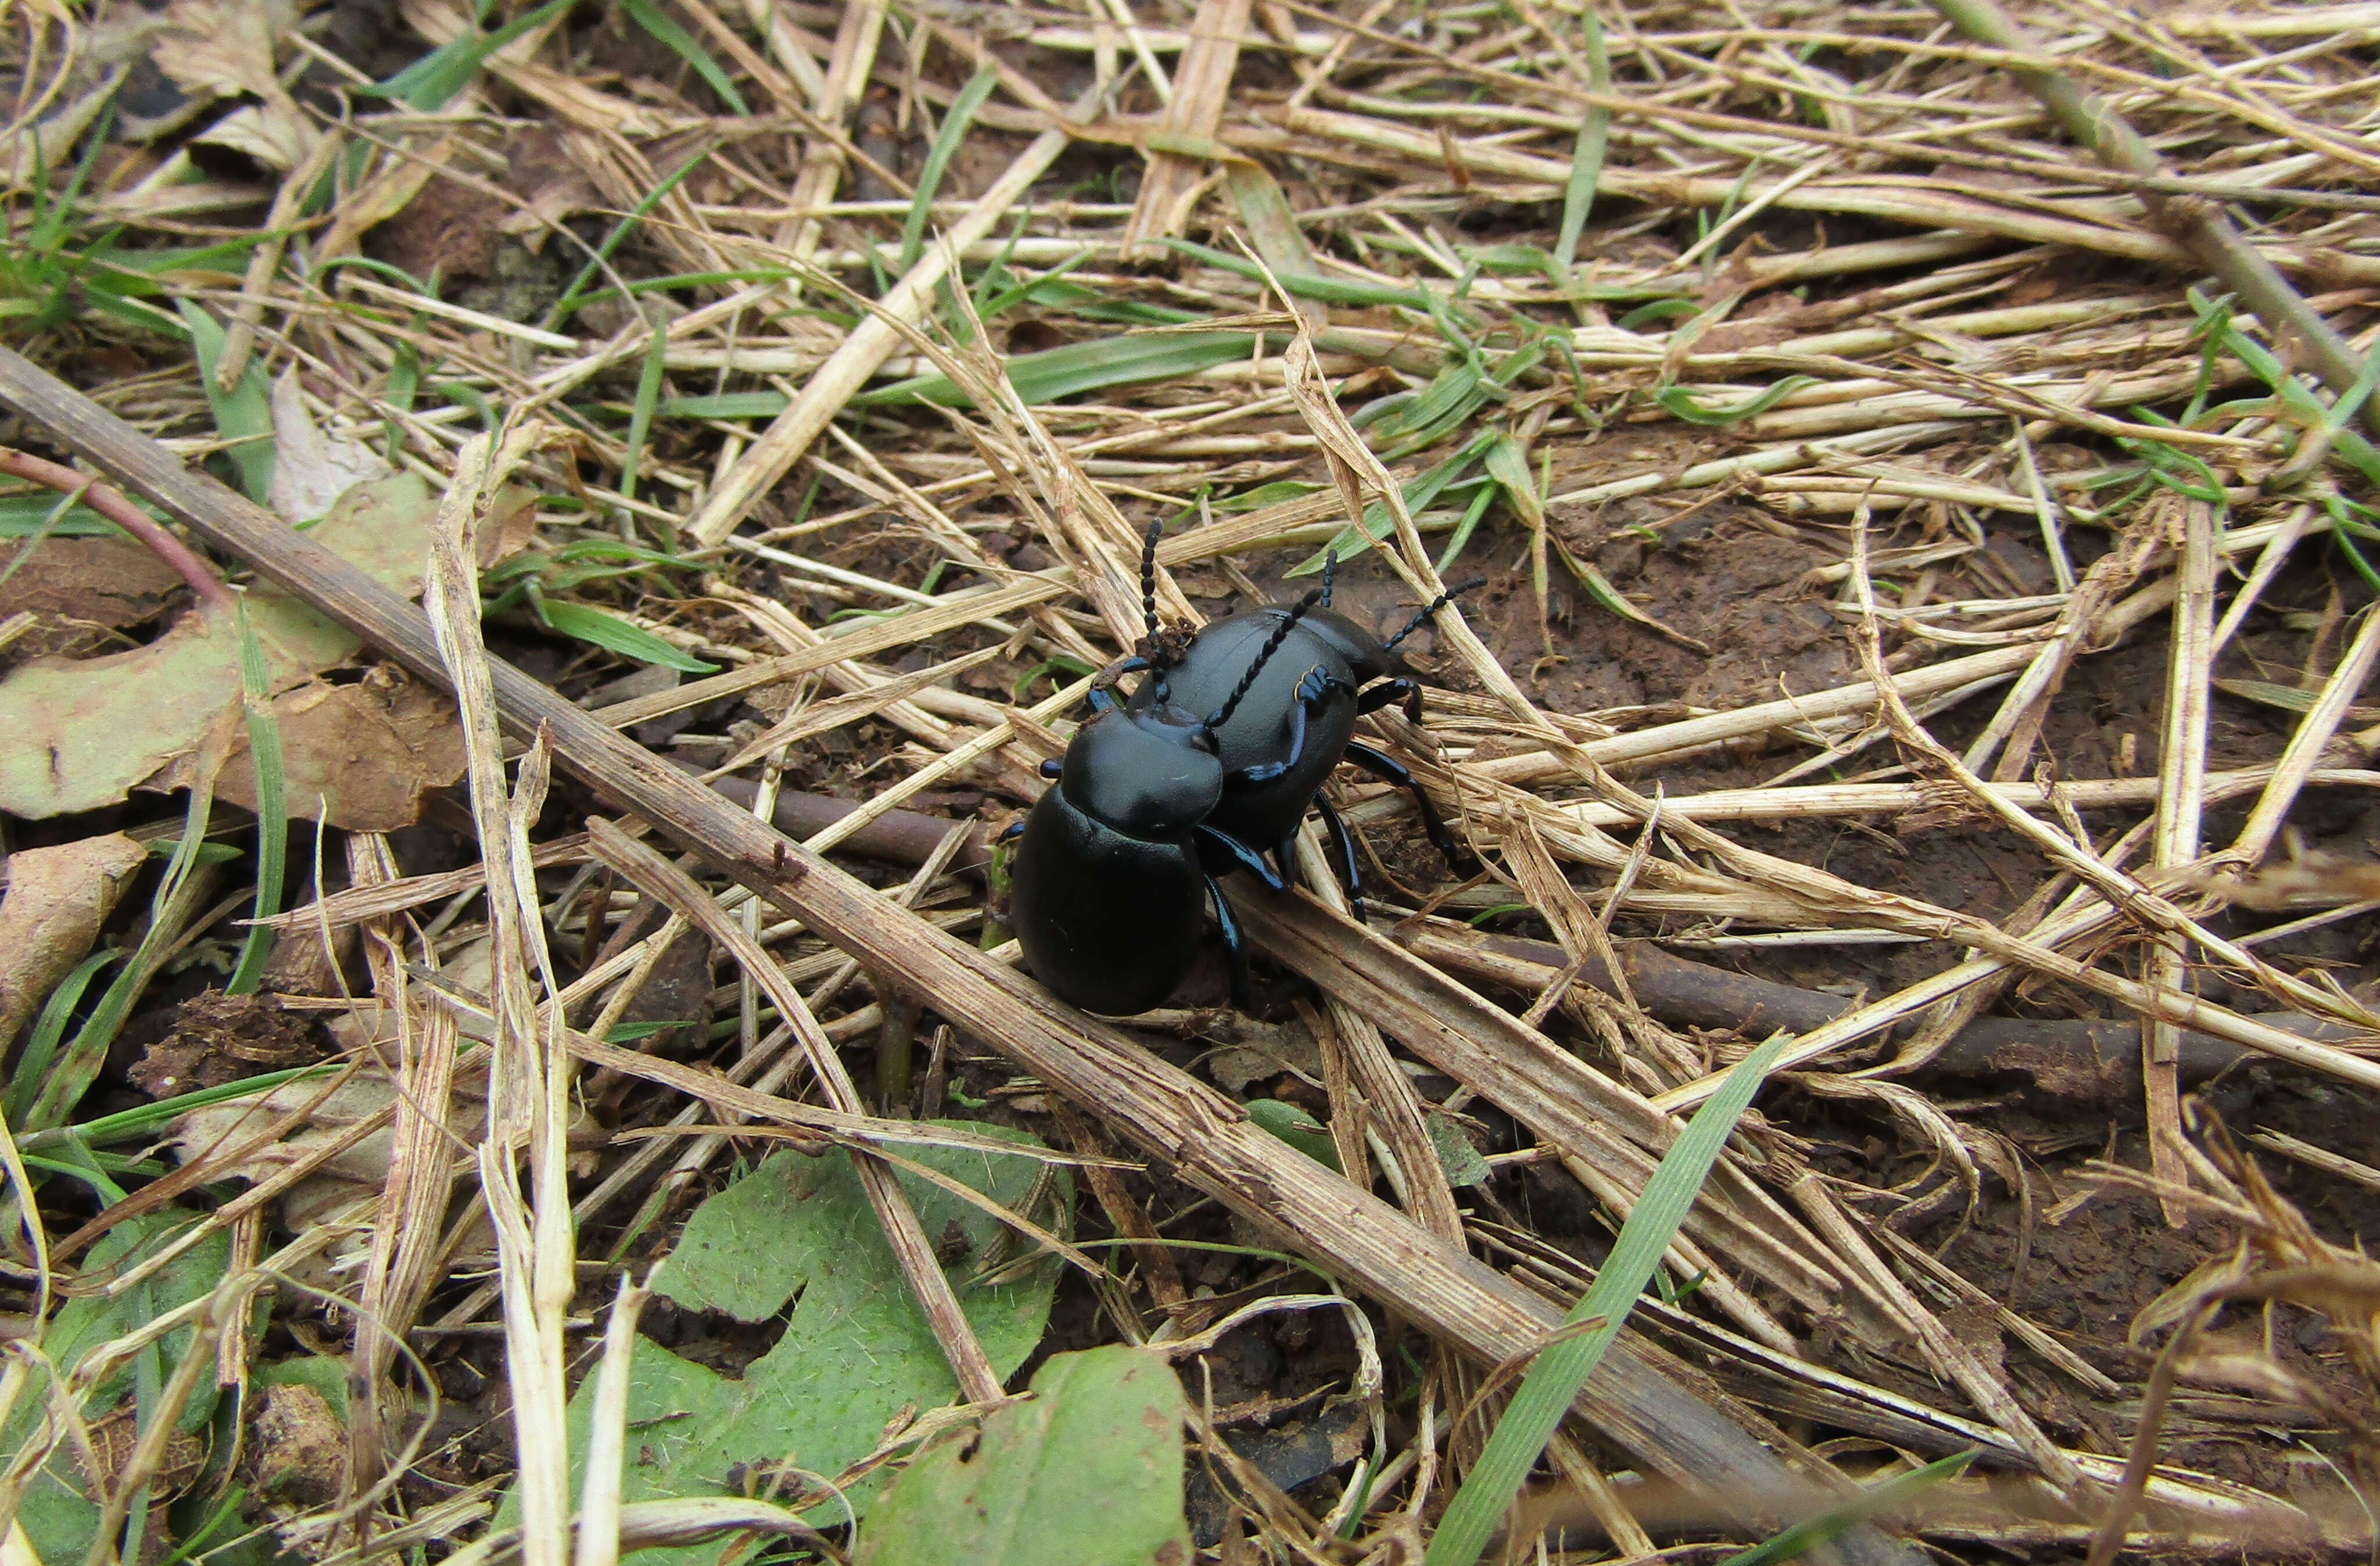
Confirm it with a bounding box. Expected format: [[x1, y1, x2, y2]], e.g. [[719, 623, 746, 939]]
[[0, 446, 234, 614]]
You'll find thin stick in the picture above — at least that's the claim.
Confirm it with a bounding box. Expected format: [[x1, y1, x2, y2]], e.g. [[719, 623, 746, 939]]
[[0, 448, 232, 612]]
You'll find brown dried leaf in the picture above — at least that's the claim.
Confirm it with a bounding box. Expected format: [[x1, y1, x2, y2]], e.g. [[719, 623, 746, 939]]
[[0, 474, 447, 820], [160, 668, 468, 830], [0, 832, 146, 1051], [0, 536, 188, 651]]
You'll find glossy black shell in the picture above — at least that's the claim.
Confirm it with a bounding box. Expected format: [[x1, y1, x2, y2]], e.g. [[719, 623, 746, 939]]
[[1008, 786, 1207, 1015], [1129, 605, 1400, 854]]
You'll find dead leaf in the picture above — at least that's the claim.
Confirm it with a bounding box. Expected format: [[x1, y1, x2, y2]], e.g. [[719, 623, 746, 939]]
[[193, 100, 313, 171], [267, 370, 390, 526], [0, 474, 450, 822], [246, 1383, 346, 1510], [166, 1065, 486, 1190], [142, 0, 318, 167], [0, 833, 146, 1051], [169, 670, 468, 832], [0, 536, 189, 659], [476, 484, 540, 567]]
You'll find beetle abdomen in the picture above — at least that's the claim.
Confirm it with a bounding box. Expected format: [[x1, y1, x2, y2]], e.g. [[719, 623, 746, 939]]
[[1009, 790, 1209, 1015]]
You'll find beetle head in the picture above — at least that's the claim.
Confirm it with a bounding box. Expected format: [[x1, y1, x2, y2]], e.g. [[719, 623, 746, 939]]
[[1060, 698, 1224, 837]]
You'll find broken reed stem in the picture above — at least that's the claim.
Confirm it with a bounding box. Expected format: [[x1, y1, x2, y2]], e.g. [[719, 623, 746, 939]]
[[0, 447, 234, 613]]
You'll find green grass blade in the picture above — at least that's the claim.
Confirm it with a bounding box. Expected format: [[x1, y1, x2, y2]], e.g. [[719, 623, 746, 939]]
[[363, 0, 572, 110], [619, 316, 671, 506], [1163, 239, 1445, 311], [24, 787, 226, 1132], [543, 144, 718, 331], [619, 0, 748, 114], [1715, 1450, 1977, 1566], [5, 949, 119, 1124], [1657, 375, 1818, 426], [900, 66, 1000, 275], [1422, 1029, 1796, 1566], [1435, 480, 1498, 572], [853, 329, 1257, 408], [31, 1063, 342, 1152], [1288, 433, 1490, 575], [1223, 162, 1322, 284], [223, 604, 286, 996], [178, 301, 275, 504], [535, 597, 719, 673], [654, 390, 793, 420]]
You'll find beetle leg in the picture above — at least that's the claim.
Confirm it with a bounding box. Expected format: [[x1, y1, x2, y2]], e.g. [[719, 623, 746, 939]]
[[995, 819, 1026, 844], [1206, 873, 1254, 1012], [1357, 675, 1425, 724], [1198, 825, 1286, 891], [1344, 740, 1461, 865], [1231, 666, 1352, 785], [1313, 795, 1366, 924], [1037, 757, 1063, 779]]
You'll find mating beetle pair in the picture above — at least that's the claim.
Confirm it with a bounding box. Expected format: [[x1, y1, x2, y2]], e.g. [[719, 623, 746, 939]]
[[1005, 522, 1479, 1015]]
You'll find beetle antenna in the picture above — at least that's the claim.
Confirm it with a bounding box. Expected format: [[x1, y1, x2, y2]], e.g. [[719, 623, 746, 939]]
[[1320, 549, 1336, 608], [1382, 576, 1488, 652], [1139, 517, 1164, 663], [1208, 588, 1324, 730]]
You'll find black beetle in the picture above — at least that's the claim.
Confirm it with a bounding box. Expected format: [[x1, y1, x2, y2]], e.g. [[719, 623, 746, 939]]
[[1121, 537, 1479, 918], [1004, 524, 1476, 1014], [1004, 585, 1331, 1015]]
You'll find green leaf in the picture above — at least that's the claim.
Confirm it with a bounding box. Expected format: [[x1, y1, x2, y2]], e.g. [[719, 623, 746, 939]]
[[179, 301, 275, 504], [854, 329, 1259, 410], [1426, 1110, 1489, 1187], [655, 391, 791, 420], [619, 0, 748, 114], [901, 66, 999, 275], [534, 599, 719, 673], [1245, 1098, 1340, 1173], [1655, 375, 1818, 426], [539, 1132, 1067, 1549], [360, 0, 573, 111], [1423, 1029, 1796, 1566], [222, 603, 287, 995], [1551, 9, 1609, 279], [854, 1346, 1188, 1566]]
